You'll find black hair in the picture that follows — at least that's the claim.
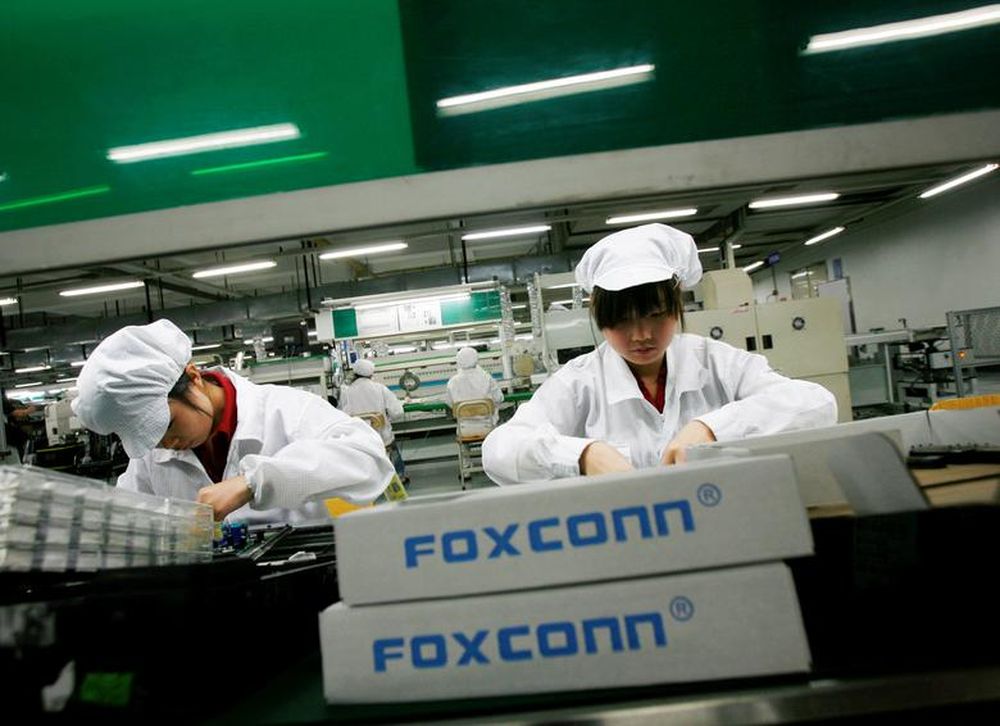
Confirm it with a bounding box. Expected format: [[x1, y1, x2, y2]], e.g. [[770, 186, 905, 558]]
[[167, 369, 214, 419], [589, 278, 684, 330]]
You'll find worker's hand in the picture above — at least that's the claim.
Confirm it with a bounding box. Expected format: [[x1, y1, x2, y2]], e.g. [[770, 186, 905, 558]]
[[661, 421, 716, 466], [197, 475, 252, 521], [579, 441, 634, 476]]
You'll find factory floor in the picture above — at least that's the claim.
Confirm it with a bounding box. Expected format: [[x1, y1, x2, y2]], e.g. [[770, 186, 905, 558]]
[[395, 431, 496, 498]]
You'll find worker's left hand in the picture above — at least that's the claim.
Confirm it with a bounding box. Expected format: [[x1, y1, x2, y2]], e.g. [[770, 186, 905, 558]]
[[197, 476, 252, 521], [661, 421, 716, 466]]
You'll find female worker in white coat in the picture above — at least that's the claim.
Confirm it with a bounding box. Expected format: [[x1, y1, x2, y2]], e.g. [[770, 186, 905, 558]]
[[482, 223, 837, 485], [338, 359, 408, 483], [71, 319, 395, 521], [444, 347, 505, 425]]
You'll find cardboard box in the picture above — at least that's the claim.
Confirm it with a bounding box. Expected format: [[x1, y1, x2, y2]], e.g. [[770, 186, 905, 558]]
[[320, 562, 811, 703], [335, 455, 812, 605]]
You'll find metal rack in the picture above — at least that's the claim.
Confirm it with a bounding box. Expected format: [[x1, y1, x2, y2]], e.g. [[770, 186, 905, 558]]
[[947, 306, 1000, 397]]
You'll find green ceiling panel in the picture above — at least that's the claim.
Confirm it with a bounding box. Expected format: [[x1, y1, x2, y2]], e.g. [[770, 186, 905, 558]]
[[2, 1, 998, 236], [0, 1, 417, 232]]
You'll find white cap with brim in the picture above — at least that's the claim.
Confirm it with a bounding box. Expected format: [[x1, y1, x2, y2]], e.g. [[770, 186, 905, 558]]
[[574, 223, 703, 293], [352, 359, 375, 377], [70, 319, 191, 459], [456, 347, 478, 369]]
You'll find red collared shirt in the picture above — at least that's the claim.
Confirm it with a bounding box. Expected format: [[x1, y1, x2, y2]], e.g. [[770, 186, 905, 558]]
[[193, 371, 238, 483], [632, 358, 667, 413]]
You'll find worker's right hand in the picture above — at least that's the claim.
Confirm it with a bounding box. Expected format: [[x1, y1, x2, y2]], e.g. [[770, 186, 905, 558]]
[[579, 441, 634, 476]]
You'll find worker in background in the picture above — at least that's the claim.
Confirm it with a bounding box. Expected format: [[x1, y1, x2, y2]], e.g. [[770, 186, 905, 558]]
[[338, 359, 408, 484], [444, 347, 505, 426], [482, 223, 837, 485], [71, 319, 394, 521]]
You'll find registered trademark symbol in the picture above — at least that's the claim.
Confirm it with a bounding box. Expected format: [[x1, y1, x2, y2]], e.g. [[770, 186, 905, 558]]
[[670, 596, 695, 621], [697, 483, 722, 507]]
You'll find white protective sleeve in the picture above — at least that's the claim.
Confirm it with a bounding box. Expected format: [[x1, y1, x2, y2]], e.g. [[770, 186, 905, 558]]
[[695, 345, 838, 441], [239, 396, 394, 509], [382, 385, 405, 421], [482, 375, 595, 486]]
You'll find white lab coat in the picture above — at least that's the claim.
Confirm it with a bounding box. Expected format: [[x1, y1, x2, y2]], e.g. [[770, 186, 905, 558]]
[[444, 367, 505, 424], [117, 368, 394, 523], [482, 333, 837, 485], [338, 377, 405, 446]]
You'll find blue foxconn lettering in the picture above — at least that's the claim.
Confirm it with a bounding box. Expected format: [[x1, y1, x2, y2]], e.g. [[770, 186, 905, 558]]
[[372, 611, 668, 672], [403, 500, 695, 569]]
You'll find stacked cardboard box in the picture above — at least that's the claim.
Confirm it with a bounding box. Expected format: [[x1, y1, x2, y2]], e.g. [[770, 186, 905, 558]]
[[320, 455, 815, 703]]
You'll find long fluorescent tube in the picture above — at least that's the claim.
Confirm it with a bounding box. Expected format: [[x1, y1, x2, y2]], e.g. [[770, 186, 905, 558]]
[[107, 123, 301, 164], [59, 281, 144, 297], [606, 208, 697, 225], [192, 260, 277, 279], [437, 64, 655, 116], [70, 360, 87, 367], [792, 271, 811, 280], [191, 343, 222, 351], [919, 163, 998, 199], [697, 247, 720, 254], [0, 297, 18, 306], [462, 225, 551, 241], [56, 377, 78, 383], [319, 242, 408, 260], [804, 226, 846, 246], [15, 365, 51, 374], [356, 293, 470, 311], [743, 261, 765, 272], [191, 151, 327, 176], [0, 185, 110, 213], [749, 193, 840, 209], [804, 5, 1000, 54], [15, 381, 43, 388], [545, 283, 578, 290]]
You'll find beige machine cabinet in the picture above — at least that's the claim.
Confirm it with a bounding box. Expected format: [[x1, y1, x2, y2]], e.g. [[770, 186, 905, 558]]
[[753, 297, 848, 378], [683, 307, 757, 351], [698, 269, 754, 309]]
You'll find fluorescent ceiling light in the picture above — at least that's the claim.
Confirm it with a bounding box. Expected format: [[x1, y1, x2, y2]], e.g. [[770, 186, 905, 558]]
[[0, 297, 18, 306], [191, 151, 327, 176], [70, 360, 87, 367], [437, 64, 655, 116], [390, 345, 418, 354], [60, 281, 144, 297], [606, 207, 697, 225], [804, 226, 846, 246], [743, 261, 765, 273], [731, 244, 743, 249], [15, 365, 51, 373], [191, 343, 222, 351], [107, 123, 300, 164], [356, 293, 470, 311], [749, 193, 840, 209], [319, 242, 407, 260], [511, 304, 527, 310], [791, 271, 812, 280], [0, 185, 110, 213], [462, 225, 551, 241], [307, 330, 318, 337], [56, 377, 78, 383], [243, 336, 274, 345], [192, 260, 277, 279], [545, 283, 578, 290], [698, 247, 720, 254], [15, 381, 43, 388], [919, 163, 998, 199], [804, 5, 1000, 54]]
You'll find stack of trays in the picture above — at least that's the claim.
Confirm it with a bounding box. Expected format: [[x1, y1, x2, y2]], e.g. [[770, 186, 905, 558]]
[[0, 466, 213, 571], [321, 455, 816, 703]]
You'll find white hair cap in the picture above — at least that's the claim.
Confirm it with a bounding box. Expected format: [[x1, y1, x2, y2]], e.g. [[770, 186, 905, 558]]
[[70, 319, 191, 459], [456, 347, 479, 369], [352, 358, 375, 377], [574, 223, 702, 293]]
